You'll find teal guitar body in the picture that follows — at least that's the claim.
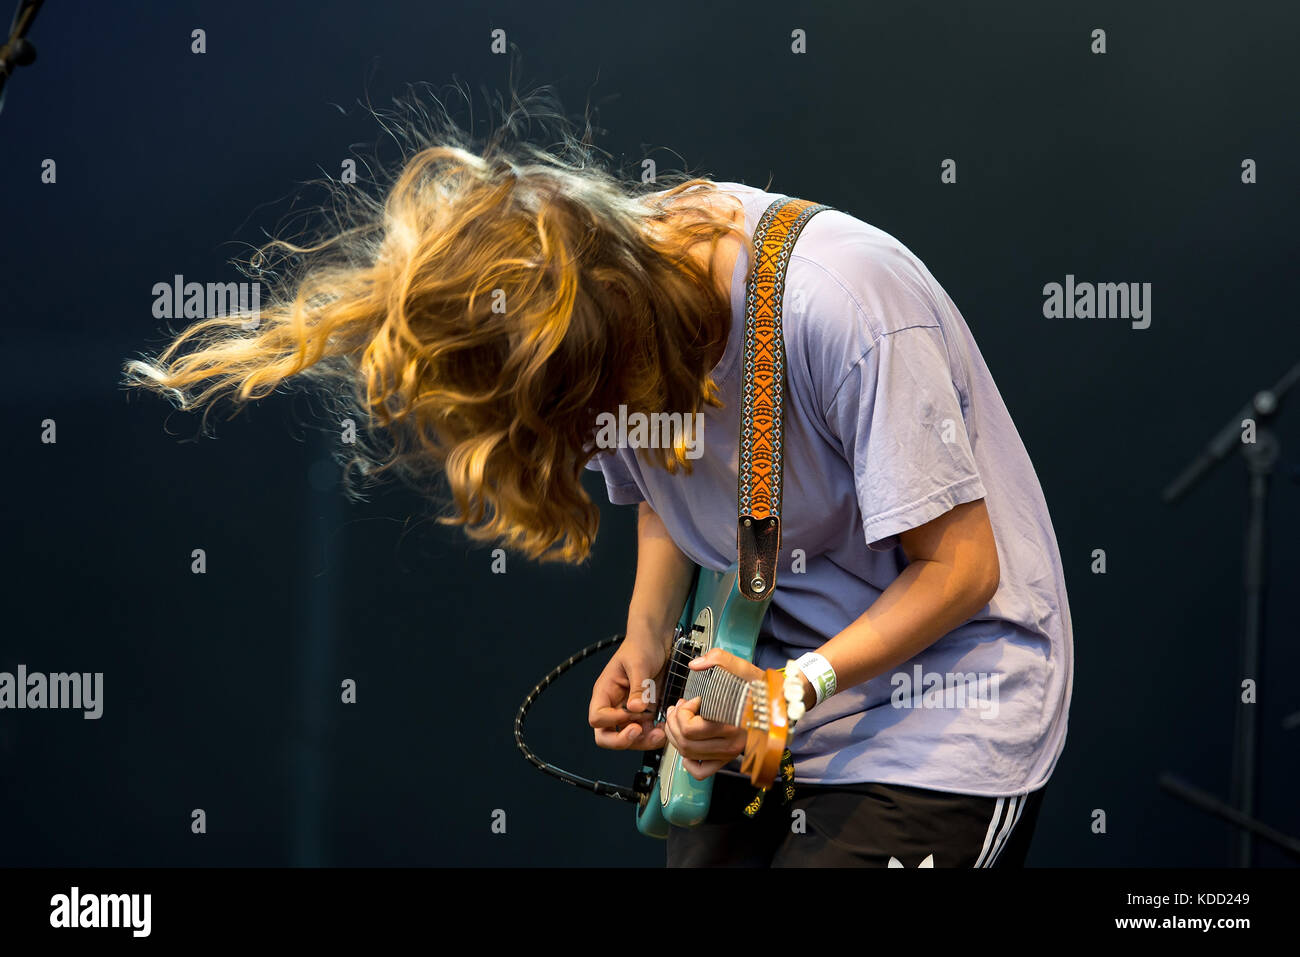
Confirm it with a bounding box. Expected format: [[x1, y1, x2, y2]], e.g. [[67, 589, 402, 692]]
[[633, 562, 774, 838]]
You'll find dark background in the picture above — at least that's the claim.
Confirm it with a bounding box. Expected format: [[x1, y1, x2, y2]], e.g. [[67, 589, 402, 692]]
[[1, 0, 1297, 867]]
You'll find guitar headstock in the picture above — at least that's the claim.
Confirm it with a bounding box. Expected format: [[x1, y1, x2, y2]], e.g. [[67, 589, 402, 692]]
[[737, 667, 806, 787]]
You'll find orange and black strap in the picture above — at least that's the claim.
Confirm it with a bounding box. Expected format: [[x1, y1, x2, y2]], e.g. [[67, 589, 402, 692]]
[[737, 196, 833, 602]]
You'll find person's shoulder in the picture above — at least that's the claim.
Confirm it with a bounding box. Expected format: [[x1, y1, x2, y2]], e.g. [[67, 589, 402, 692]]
[[708, 179, 764, 194], [790, 206, 944, 339], [779, 205, 956, 403], [718, 185, 950, 356]]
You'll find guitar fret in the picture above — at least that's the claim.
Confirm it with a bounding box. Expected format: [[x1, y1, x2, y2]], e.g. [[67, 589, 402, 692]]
[[672, 664, 761, 732], [689, 668, 744, 725]]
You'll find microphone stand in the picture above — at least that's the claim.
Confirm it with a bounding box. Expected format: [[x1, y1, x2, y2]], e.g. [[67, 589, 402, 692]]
[[0, 0, 45, 118], [1162, 358, 1300, 866]]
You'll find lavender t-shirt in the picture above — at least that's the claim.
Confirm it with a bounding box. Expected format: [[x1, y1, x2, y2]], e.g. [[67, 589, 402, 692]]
[[586, 182, 1073, 796]]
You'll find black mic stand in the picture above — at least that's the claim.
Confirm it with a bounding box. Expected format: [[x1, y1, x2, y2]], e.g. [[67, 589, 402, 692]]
[[1162, 359, 1300, 866]]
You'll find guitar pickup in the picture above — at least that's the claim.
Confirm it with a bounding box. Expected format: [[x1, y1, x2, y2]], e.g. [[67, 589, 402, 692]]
[[661, 631, 704, 711]]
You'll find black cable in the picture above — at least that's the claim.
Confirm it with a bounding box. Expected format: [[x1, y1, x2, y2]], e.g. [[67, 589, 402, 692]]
[[514, 633, 641, 803]]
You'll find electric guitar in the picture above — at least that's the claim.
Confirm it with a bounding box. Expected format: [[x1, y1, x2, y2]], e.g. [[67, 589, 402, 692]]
[[632, 561, 800, 838], [628, 196, 832, 837]]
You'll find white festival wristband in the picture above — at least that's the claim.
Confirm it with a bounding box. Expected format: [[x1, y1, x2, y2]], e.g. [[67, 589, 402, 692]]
[[793, 652, 837, 707]]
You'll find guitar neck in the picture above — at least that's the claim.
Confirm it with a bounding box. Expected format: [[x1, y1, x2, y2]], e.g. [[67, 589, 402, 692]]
[[681, 666, 753, 726]]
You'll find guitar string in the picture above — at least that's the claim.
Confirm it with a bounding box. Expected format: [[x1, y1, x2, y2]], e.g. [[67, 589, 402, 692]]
[[681, 667, 756, 727]]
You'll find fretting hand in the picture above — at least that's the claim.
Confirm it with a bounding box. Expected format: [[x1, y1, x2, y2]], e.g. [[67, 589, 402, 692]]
[[664, 648, 763, 781]]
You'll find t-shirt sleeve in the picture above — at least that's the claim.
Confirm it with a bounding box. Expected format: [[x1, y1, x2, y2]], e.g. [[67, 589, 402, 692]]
[[584, 450, 646, 505], [825, 324, 987, 551]]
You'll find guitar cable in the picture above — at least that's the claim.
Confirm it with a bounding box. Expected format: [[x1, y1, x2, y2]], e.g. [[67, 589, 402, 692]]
[[514, 633, 642, 803]]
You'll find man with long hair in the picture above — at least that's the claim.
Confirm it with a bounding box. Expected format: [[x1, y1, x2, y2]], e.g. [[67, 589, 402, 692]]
[[124, 93, 1072, 868]]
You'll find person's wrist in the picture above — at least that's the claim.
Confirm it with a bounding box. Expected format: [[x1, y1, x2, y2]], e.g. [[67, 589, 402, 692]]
[[798, 672, 817, 712], [624, 620, 674, 655], [793, 651, 837, 708]]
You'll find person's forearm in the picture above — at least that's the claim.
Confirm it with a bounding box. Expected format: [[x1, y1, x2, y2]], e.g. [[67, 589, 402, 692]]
[[625, 502, 696, 652], [793, 557, 998, 711]]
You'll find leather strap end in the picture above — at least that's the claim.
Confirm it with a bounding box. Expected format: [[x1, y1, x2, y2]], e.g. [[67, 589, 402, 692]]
[[737, 515, 780, 601]]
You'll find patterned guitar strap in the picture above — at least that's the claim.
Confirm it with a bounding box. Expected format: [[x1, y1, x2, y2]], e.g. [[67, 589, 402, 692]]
[[736, 195, 833, 819]]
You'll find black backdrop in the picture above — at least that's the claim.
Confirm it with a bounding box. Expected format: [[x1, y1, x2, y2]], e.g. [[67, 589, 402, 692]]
[[2, 0, 1297, 867]]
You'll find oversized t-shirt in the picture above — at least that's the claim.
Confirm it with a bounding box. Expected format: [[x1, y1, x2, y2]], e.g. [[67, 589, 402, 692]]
[[586, 182, 1073, 796]]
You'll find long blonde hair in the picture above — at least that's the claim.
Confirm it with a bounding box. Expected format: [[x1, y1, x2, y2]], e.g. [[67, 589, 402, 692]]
[[122, 88, 751, 563]]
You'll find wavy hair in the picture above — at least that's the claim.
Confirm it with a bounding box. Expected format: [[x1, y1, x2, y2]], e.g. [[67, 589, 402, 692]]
[[122, 86, 752, 563]]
